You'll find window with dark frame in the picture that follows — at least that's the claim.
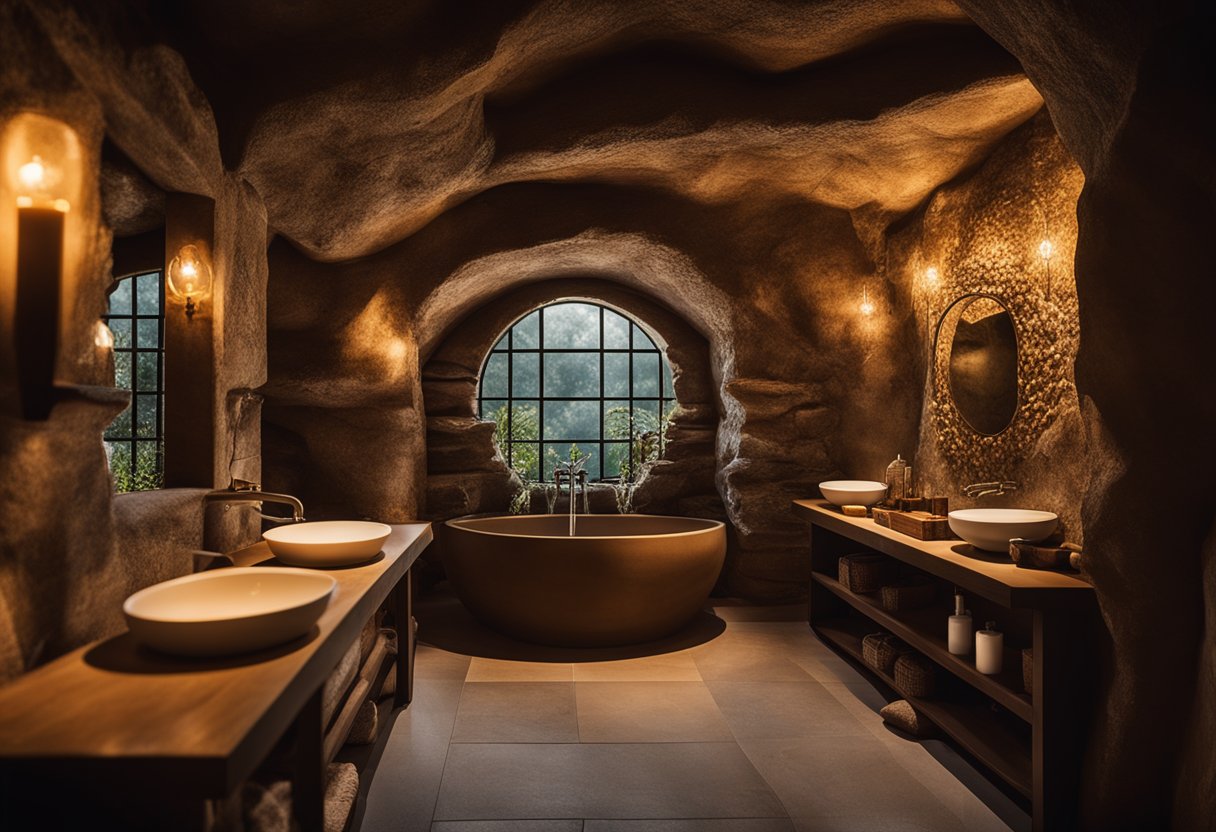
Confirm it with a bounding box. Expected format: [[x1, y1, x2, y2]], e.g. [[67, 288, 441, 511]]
[[102, 271, 165, 492], [478, 301, 676, 482]]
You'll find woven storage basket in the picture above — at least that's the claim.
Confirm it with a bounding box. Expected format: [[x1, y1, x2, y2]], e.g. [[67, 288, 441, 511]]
[[894, 653, 936, 698], [1022, 648, 1033, 695], [880, 579, 938, 613], [862, 632, 906, 675], [838, 554, 897, 594]]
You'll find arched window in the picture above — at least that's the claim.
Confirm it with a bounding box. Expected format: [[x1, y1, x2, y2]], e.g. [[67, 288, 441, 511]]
[[102, 271, 165, 491], [479, 301, 675, 482]]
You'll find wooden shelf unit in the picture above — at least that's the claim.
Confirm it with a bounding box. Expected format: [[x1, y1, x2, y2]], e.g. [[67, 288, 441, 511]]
[[0, 523, 433, 832], [793, 500, 1098, 832]]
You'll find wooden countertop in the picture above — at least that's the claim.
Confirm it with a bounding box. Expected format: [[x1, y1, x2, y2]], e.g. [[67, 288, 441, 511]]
[[793, 500, 1092, 609], [0, 523, 432, 797]]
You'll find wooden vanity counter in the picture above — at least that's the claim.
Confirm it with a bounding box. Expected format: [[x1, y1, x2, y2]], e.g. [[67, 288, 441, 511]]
[[0, 522, 432, 829], [794, 500, 1097, 832]]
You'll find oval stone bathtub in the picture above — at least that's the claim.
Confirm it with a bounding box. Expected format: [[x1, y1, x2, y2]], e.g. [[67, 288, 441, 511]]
[[444, 514, 726, 647]]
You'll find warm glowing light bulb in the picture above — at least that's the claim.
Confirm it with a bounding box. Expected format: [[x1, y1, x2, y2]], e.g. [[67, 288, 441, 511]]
[[925, 266, 939, 285], [94, 321, 114, 350], [18, 155, 46, 190], [167, 244, 213, 319], [859, 288, 875, 317], [13, 153, 67, 210], [1039, 239, 1053, 261]]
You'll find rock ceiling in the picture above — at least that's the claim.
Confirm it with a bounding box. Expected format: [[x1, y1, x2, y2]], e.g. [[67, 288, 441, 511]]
[[161, 0, 1042, 262]]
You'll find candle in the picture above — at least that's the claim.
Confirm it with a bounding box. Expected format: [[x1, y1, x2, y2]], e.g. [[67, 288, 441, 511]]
[[15, 202, 65, 419], [976, 620, 1004, 675]]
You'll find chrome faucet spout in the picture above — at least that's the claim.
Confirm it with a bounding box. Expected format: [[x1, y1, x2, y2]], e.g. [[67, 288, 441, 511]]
[[204, 479, 305, 522], [962, 480, 1021, 499]]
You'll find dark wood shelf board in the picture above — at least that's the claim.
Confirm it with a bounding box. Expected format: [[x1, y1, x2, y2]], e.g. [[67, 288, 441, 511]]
[[812, 571, 1033, 722], [814, 617, 1032, 799]]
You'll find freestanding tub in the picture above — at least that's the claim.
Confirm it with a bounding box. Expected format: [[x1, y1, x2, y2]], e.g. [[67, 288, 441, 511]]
[[444, 514, 727, 647]]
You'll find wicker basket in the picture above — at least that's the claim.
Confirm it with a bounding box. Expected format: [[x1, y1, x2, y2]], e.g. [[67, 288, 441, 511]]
[[838, 554, 897, 594], [894, 653, 936, 698], [880, 579, 938, 613], [1022, 648, 1033, 695], [862, 632, 906, 675]]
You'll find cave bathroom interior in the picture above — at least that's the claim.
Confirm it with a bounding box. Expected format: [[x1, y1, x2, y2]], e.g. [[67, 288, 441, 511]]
[[0, 2, 1213, 832]]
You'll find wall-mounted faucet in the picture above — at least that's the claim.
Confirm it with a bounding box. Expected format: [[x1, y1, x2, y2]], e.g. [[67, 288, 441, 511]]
[[962, 480, 1021, 498], [204, 478, 305, 522]]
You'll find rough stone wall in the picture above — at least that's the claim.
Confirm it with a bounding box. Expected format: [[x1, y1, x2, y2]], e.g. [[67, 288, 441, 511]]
[[0, 1, 268, 680], [889, 112, 1087, 540], [956, 3, 1216, 828], [263, 182, 920, 600]]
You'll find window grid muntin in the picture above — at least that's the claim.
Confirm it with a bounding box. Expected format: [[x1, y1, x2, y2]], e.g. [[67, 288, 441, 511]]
[[102, 271, 165, 489], [479, 302, 674, 482]]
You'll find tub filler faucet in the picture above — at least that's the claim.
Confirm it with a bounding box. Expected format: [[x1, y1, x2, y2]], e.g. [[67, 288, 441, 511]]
[[554, 465, 589, 537], [204, 478, 306, 523]]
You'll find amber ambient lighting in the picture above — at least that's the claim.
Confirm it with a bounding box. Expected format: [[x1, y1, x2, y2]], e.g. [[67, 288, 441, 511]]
[[8, 121, 79, 420], [925, 266, 939, 286], [94, 321, 113, 350], [1039, 238, 1054, 301], [167, 244, 212, 319], [859, 286, 875, 317]]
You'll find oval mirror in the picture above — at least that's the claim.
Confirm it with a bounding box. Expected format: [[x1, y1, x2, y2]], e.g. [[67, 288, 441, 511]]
[[941, 295, 1018, 436]]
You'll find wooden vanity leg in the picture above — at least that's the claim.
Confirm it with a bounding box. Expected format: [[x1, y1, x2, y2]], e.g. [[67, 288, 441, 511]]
[[291, 688, 325, 832], [392, 568, 414, 709], [1033, 608, 1090, 832]]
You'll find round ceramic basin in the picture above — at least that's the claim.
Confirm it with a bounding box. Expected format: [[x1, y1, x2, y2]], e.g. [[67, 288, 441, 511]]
[[948, 508, 1059, 553], [123, 568, 335, 657], [819, 480, 888, 507], [263, 520, 392, 567]]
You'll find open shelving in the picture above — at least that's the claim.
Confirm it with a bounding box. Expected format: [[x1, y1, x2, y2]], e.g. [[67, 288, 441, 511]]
[[793, 499, 1098, 832]]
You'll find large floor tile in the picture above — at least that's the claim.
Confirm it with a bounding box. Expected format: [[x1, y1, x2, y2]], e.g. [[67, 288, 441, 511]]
[[707, 680, 869, 739], [712, 603, 808, 622], [576, 682, 734, 742], [586, 820, 795, 831], [434, 742, 787, 821], [451, 682, 578, 743], [572, 651, 701, 682], [466, 658, 575, 682], [737, 736, 967, 831], [691, 634, 814, 682], [431, 822, 581, 832], [360, 680, 465, 832], [416, 645, 475, 680]]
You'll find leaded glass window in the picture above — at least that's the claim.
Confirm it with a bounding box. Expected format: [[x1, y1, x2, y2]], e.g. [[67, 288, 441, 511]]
[[103, 271, 164, 491], [478, 302, 675, 482]]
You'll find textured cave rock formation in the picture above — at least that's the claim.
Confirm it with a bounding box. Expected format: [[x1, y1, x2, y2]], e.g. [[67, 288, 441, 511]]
[[955, 2, 1216, 828]]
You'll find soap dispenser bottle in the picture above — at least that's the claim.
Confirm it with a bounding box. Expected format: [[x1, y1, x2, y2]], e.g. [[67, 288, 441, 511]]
[[885, 454, 909, 503], [976, 621, 1004, 675], [947, 591, 972, 655]]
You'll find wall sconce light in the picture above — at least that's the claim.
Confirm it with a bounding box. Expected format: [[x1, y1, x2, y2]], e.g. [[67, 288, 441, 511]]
[[859, 286, 875, 317], [8, 122, 80, 420], [1038, 238, 1054, 301], [167, 244, 212, 320], [925, 266, 939, 287]]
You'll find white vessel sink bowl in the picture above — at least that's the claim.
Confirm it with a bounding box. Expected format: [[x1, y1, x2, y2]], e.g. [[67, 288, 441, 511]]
[[263, 520, 392, 567], [123, 568, 335, 657], [948, 508, 1059, 553], [819, 480, 888, 507]]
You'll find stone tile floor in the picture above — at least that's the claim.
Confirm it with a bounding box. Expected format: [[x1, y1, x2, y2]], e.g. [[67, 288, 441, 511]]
[[349, 597, 1027, 832]]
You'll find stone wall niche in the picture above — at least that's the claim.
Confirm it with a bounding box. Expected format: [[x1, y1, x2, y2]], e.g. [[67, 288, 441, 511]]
[[421, 278, 723, 534]]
